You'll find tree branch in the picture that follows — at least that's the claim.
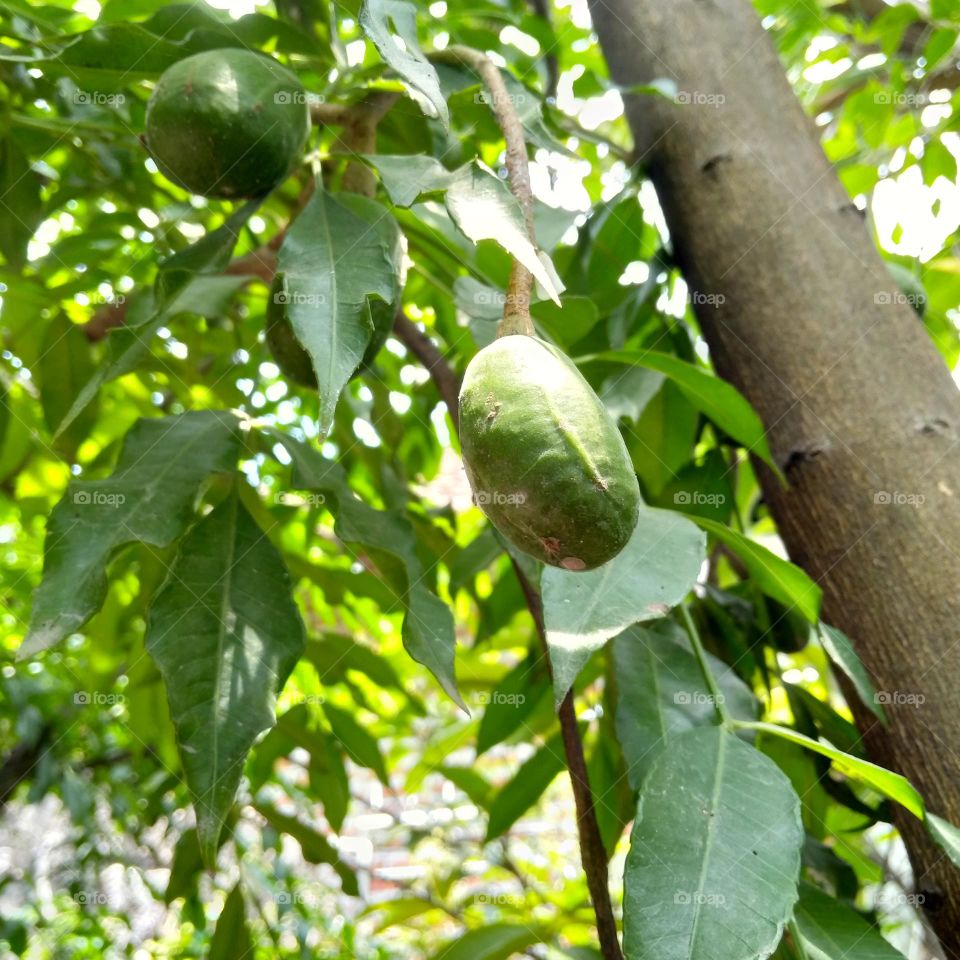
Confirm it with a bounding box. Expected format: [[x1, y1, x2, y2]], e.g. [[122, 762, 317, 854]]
[[431, 46, 536, 336]]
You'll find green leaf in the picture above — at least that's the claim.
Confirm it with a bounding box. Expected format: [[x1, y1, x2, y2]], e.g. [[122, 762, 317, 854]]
[[276, 189, 402, 438], [359, 0, 449, 128], [55, 202, 258, 438], [541, 506, 705, 705], [20, 410, 241, 658], [146, 493, 306, 865], [818, 623, 886, 722], [323, 702, 389, 785], [363, 153, 452, 207], [279, 434, 462, 706], [486, 730, 567, 840], [692, 517, 822, 623], [38, 314, 99, 460], [613, 621, 756, 789], [255, 803, 358, 895], [0, 136, 42, 268], [209, 885, 253, 960], [743, 721, 924, 818], [793, 882, 905, 960], [444, 162, 561, 304], [581, 350, 777, 472], [926, 813, 960, 870], [477, 652, 550, 754], [432, 923, 542, 960], [403, 585, 466, 710], [623, 728, 802, 960]]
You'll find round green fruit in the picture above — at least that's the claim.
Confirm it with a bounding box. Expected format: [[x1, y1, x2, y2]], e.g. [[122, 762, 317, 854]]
[[146, 48, 311, 199], [459, 335, 640, 571]]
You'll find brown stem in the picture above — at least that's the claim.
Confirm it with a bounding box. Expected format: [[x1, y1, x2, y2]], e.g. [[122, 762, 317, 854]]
[[512, 559, 624, 960], [392, 313, 461, 432], [332, 90, 401, 197], [432, 46, 537, 336]]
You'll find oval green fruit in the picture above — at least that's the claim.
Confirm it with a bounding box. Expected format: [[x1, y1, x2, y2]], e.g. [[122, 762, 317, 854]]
[[146, 49, 311, 199], [459, 335, 640, 570]]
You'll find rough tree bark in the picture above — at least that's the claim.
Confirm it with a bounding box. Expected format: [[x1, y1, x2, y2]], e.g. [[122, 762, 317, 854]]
[[587, 0, 960, 954]]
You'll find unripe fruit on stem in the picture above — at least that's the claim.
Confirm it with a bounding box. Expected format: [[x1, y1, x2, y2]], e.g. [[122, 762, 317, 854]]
[[146, 49, 311, 199], [459, 335, 640, 570]]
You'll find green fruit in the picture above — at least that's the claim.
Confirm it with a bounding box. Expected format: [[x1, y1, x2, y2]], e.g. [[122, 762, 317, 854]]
[[266, 276, 317, 388], [459, 335, 640, 570], [146, 49, 310, 199]]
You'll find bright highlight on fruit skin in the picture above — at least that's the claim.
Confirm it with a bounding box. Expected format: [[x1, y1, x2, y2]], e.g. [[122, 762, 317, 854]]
[[145, 48, 311, 200], [459, 334, 641, 571]]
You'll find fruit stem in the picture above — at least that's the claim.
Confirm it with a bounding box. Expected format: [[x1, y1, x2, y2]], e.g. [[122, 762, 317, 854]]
[[431, 45, 537, 338]]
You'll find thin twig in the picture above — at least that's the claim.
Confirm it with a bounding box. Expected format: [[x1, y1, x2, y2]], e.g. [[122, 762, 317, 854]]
[[513, 560, 624, 960], [431, 46, 536, 336]]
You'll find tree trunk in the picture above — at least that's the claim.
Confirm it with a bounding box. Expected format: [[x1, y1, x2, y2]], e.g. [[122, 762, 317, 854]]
[[587, 0, 960, 953]]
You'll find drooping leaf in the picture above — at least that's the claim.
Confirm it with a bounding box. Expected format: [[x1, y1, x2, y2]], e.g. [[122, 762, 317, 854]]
[[278, 434, 462, 706], [692, 517, 822, 623], [146, 492, 306, 865], [793, 882, 905, 960], [819, 623, 886, 722], [20, 410, 241, 658], [485, 730, 567, 840], [276, 189, 402, 438], [403, 585, 466, 710], [744, 721, 924, 818], [623, 728, 802, 960], [541, 505, 705, 705], [208, 885, 253, 960], [581, 350, 777, 471], [926, 813, 960, 870], [255, 803, 358, 894], [612, 621, 756, 789], [359, 0, 449, 127], [444, 162, 561, 304]]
